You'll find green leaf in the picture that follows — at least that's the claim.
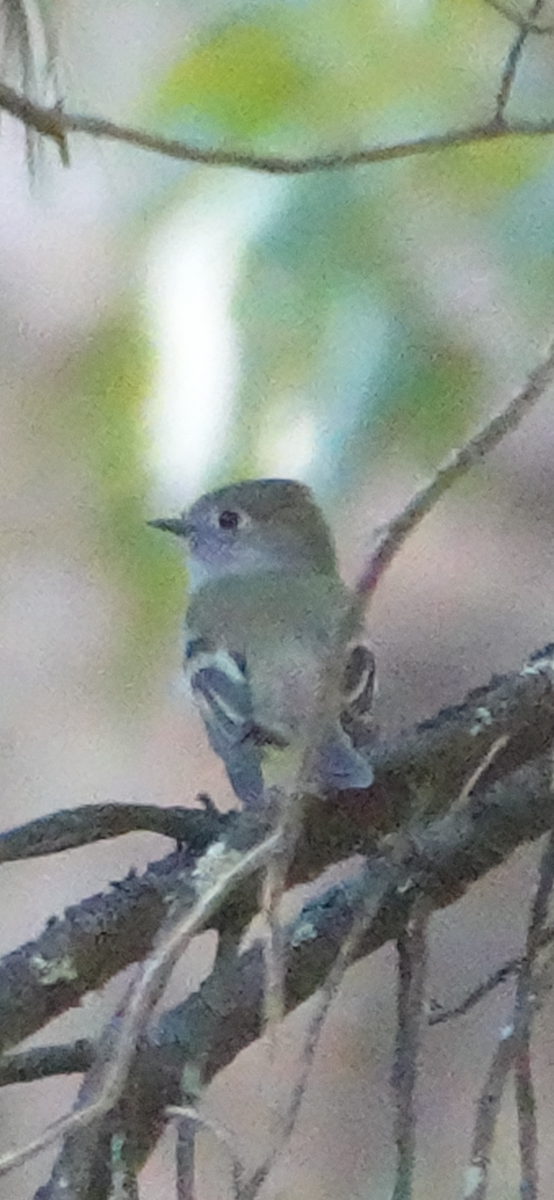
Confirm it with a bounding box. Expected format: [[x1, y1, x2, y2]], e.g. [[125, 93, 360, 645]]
[[155, 21, 313, 138], [59, 305, 183, 694]]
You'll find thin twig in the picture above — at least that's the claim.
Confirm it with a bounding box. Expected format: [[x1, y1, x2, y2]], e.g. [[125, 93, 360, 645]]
[[486, 0, 527, 23], [4, 81, 554, 173], [429, 922, 554, 1026], [465, 831, 554, 1199], [355, 336, 554, 598], [513, 1010, 538, 1200], [511, 830, 554, 1200], [429, 959, 519, 1025], [527, 827, 554, 947], [455, 734, 510, 809], [237, 859, 395, 1200], [261, 852, 288, 1031], [175, 1116, 196, 1200], [496, 0, 546, 120], [485, 0, 553, 34], [0, 830, 280, 1179], [168, 1106, 244, 1200], [465, 1028, 517, 1200], [391, 910, 428, 1200], [108, 1132, 139, 1200]]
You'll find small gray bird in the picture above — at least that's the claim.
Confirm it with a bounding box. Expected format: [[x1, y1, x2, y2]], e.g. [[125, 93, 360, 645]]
[[150, 479, 374, 808]]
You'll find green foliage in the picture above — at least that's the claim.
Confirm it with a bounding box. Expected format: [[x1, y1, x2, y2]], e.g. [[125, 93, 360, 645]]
[[420, 137, 549, 212], [152, 0, 507, 147], [69, 0, 554, 651], [156, 20, 313, 139], [140, 0, 554, 493], [375, 338, 481, 463], [61, 304, 183, 694]]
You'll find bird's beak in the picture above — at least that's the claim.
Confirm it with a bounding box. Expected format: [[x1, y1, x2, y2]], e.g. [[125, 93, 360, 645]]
[[147, 516, 189, 538]]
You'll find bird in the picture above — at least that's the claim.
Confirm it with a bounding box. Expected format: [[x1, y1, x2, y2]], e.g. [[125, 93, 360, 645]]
[[149, 478, 375, 808]]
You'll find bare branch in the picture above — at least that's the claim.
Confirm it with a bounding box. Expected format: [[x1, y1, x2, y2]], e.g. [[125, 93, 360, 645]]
[[513, 1018, 538, 1200], [465, 1028, 516, 1200], [429, 959, 519, 1025], [496, 0, 547, 120], [0, 652, 551, 1191], [465, 829, 554, 1199], [485, 0, 553, 34], [4, 81, 554, 174], [174, 1115, 196, 1200], [391, 910, 428, 1200], [168, 1106, 244, 1200], [355, 338, 554, 598], [239, 861, 392, 1200], [0, 651, 550, 1067], [0, 801, 227, 863], [29, 756, 554, 1195], [0, 1040, 94, 1085], [0, 831, 280, 1178], [429, 923, 554, 1025], [511, 830, 554, 1199]]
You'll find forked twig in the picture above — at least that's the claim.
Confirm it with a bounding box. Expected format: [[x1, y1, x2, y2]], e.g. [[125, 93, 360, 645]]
[[496, 0, 546, 120]]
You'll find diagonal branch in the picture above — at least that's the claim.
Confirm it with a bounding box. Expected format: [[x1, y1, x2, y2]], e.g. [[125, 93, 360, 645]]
[[355, 337, 554, 597], [495, 0, 546, 119]]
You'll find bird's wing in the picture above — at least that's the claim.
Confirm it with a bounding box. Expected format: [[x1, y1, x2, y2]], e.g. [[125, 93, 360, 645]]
[[185, 637, 277, 808], [340, 639, 376, 749]]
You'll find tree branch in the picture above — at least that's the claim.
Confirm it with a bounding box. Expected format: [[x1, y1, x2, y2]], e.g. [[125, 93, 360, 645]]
[[0, 801, 229, 864], [355, 337, 554, 597], [0, 832, 281, 1178], [0, 1041, 94, 1086], [29, 752, 554, 1196], [3, 81, 554, 174], [0, 648, 551, 1065], [391, 910, 428, 1200]]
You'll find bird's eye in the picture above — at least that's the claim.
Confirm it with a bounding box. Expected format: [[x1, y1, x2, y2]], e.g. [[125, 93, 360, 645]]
[[218, 509, 240, 531]]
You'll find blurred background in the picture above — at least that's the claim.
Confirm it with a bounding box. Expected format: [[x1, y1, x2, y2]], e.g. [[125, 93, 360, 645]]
[[2, 0, 554, 1195]]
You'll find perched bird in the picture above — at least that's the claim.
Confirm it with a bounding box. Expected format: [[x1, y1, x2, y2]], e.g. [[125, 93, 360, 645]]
[[150, 479, 374, 808]]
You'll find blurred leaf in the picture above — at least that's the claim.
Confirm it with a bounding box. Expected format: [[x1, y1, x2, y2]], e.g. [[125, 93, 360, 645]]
[[149, 0, 509, 148], [417, 137, 549, 212], [136, 0, 554, 510], [155, 20, 313, 138], [60, 304, 183, 694], [377, 340, 481, 463]]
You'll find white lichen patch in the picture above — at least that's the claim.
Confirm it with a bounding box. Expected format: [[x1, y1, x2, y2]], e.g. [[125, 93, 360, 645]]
[[521, 650, 554, 677], [470, 706, 493, 736], [30, 952, 78, 985], [192, 841, 243, 889], [463, 1164, 485, 1197], [290, 917, 318, 947], [181, 1063, 202, 1102]]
